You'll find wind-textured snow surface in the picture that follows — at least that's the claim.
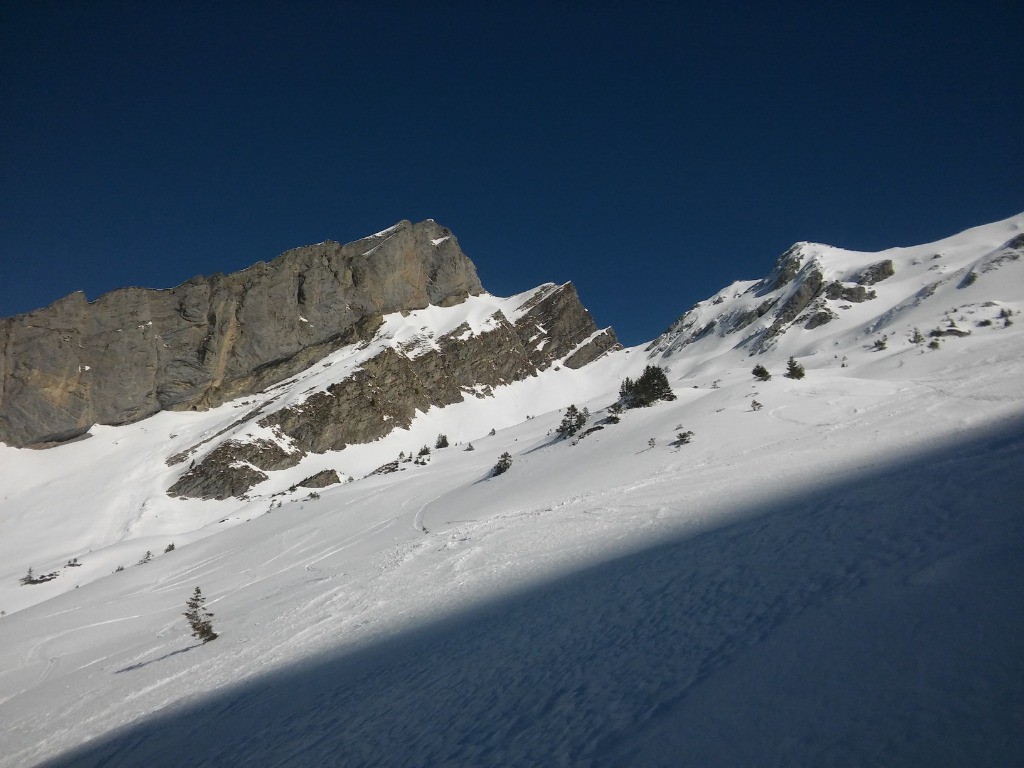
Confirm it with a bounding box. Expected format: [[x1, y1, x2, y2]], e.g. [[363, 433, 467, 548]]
[[1, 214, 1023, 766]]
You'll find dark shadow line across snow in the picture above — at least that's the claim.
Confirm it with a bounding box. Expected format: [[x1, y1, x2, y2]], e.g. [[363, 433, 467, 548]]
[[42, 416, 1024, 768], [114, 644, 201, 674]]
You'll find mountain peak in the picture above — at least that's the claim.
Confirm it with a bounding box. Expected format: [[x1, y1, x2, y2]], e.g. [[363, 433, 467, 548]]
[[0, 220, 486, 447]]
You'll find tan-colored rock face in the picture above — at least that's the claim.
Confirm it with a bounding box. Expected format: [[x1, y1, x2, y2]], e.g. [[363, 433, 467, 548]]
[[0, 220, 482, 447]]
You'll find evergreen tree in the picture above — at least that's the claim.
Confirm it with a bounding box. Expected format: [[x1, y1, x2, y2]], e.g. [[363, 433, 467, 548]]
[[620, 366, 676, 408], [785, 357, 805, 379], [435, 434, 449, 449], [493, 452, 513, 476], [751, 364, 771, 381], [183, 587, 218, 643], [556, 404, 589, 438], [910, 328, 925, 345], [619, 377, 635, 404]]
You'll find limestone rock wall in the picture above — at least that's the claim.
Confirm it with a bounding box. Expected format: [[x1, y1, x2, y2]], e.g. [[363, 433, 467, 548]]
[[0, 220, 482, 447]]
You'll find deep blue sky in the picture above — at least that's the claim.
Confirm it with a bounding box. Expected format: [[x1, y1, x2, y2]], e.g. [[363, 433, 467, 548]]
[[2, 2, 1021, 345]]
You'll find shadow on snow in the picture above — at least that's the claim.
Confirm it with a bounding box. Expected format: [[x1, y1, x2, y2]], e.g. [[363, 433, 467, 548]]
[[43, 416, 1024, 767], [114, 644, 201, 674]]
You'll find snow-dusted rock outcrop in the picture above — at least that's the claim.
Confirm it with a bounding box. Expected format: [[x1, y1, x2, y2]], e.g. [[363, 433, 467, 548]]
[[649, 214, 1023, 359], [169, 283, 619, 499]]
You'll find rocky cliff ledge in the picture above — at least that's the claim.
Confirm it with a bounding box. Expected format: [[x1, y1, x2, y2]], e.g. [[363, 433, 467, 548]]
[[167, 282, 619, 500], [0, 220, 482, 447]]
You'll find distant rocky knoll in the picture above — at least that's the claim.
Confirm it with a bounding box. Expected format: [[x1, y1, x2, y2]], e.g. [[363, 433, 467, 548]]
[[648, 242, 897, 357], [0, 220, 483, 447], [648, 226, 1022, 359]]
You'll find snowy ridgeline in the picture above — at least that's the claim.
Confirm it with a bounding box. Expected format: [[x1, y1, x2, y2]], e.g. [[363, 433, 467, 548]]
[[0, 213, 1022, 766]]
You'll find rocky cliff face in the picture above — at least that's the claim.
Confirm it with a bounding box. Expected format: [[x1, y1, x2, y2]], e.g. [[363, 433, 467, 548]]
[[0, 220, 482, 447], [167, 282, 619, 499]]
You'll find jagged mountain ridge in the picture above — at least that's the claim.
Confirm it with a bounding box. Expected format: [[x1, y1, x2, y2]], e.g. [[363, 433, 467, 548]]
[[166, 283, 619, 500], [0, 220, 485, 447], [1, 213, 1020, 506]]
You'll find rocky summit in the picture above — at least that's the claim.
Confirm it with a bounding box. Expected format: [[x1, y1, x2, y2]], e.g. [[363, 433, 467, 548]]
[[0, 220, 486, 447]]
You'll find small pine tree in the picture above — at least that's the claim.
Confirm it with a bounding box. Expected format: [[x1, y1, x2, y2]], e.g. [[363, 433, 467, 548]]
[[418, 445, 431, 457], [19, 567, 34, 585], [493, 452, 513, 476], [928, 339, 941, 350], [619, 377, 635, 404], [465, 442, 475, 451], [751, 364, 771, 381], [872, 336, 888, 351], [556, 404, 589, 438], [435, 434, 449, 449], [648, 437, 656, 448], [164, 543, 175, 553], [138, 551, 153, 565], [785, 357, 805, 379], [910, 328, 925, 345], [751, 399, 763, 411], [557, 405, 578, 438], [183, 587, 218, 643]]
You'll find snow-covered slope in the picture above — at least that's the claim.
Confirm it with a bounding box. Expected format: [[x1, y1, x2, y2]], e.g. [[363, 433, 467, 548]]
[[1, 214, 1022, 766], [650, 211, 1023, 361]]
